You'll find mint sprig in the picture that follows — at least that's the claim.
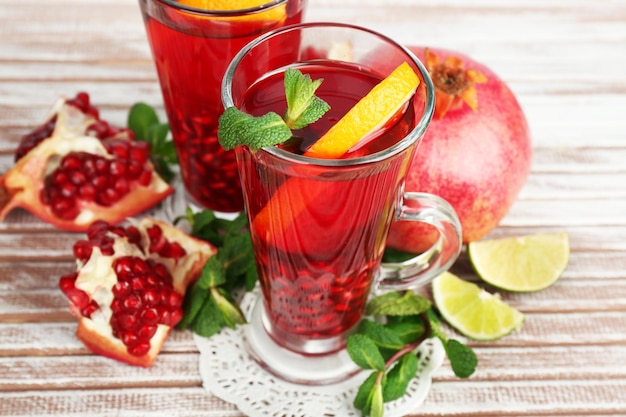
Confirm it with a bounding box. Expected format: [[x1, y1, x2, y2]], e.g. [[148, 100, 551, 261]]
[[347, 291, 477, 417], [127, 102, 178, 183], [175, 209, 258, 337], [218, 68, 329, 151]]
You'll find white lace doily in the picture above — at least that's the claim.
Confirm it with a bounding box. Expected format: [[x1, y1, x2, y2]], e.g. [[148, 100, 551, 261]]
[[195, 291, 445, 417]]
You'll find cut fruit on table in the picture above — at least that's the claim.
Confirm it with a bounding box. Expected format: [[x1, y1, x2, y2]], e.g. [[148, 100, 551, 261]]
[[252, 62, 420, 240], [432, 271, 525, 341], [0, 93, 173, 232], [59, 218, 216, 367], [468, 232, 570, 292]]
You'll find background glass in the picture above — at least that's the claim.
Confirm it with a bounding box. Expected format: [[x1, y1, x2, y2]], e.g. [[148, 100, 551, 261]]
[[139, 0, 307, 212]]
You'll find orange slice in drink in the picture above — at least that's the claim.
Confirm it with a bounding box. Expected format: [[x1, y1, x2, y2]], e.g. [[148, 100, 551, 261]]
[[303, 61, 420, 159], [252, 61, 420, 244], [178, 0, 286, 24]]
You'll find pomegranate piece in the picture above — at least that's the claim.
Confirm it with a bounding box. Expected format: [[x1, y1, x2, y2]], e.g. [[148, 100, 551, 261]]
[[384, 46, 532, 253], [0, 93, 173, 231], [59, 218, 216, 367]]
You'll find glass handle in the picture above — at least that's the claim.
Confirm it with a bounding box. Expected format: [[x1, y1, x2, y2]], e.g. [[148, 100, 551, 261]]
[[379, 192, 462, 290]]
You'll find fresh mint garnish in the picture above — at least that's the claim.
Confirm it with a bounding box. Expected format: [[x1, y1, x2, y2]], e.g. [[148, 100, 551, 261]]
[[347, 291, 477, 417], [175, 209, 257, 337], [127, 102, 178, 183], [218, 108, 291, 151], [283, 69, 330, 129], [218, 68, 329, 150]]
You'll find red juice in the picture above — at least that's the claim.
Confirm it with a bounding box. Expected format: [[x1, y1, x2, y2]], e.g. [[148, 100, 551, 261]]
[[139, 0, 306, 212], [237, 62, 416, 345]]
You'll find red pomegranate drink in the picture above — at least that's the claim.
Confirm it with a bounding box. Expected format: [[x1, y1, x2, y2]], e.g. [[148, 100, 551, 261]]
[[138, 0, 307, 212], [239, 63, 416, 344], [223, 25, 461, 382]]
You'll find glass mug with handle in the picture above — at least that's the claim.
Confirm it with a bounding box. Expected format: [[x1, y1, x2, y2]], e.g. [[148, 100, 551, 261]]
[[222, 22, 462, 384]]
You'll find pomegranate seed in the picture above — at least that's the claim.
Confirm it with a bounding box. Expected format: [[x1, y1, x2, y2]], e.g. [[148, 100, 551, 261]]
[[81, 301, 99, 318], [60, 183, 77, 198], [170, 309, 183, 326], [142, 289, 160, 306], [127, 161, 143, 179], [79, 183, 96, 198], [112, 281, 131, 297], [168, 292, 183, 309], [158, 307, 172, 326], [109, 160, 127, 176], [138, 169, 152, 186], [140, 308, 159, 325], [167, 242, 186, 259], [70, 170, 87, 185], [130, 142, 150, 165], [111, 299, 122, 313], [52, 170, 69, 185], [118, 313, 138, 331], [129, 341, 151, 357], [122, 294, 142, 311], [113, 178, 130, 195], [92, 174, 109, 189], [59, 274, 78, 293], [137, 324, 157, 340], [120, 331, 138, 347], [95, 159, 108, 174]]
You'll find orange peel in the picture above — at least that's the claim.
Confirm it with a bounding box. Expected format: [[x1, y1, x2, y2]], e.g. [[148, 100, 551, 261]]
[[178, 0, 286, 24], [303, 61, 419, 159]]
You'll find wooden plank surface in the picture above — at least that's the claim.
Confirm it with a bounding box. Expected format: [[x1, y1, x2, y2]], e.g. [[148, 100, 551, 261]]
[[1, 0, 625, 416]]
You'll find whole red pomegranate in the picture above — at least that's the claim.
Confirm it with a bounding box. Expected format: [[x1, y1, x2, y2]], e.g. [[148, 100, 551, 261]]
[[0, 93, 173, 231], [59, 218, 216, 367], [386, 47, 532, 253]]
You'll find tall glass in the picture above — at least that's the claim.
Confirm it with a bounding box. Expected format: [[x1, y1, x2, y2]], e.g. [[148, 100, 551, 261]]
[[222, 22, 462, 384], [138, 0, 307, 212]]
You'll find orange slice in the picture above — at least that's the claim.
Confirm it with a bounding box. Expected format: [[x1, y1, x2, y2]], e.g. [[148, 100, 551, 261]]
[[303, 61, 420, 159], [178, 0, 286, 23], [252, 62, 420, 245]]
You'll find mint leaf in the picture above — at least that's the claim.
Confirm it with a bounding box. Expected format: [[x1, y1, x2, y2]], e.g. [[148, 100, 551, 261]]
[[211, 287, 246, 329], [358, 320, 405, 350], [446, 339, 478, 378], [218, 107, 291, 150], [385, 321, 426, 344], [347, 334, 386, 371], [128, 102, 159, 140], [218, 69, 330, 151], [178, 209, 258, 337], [283, 68, 330, 130], [178, 283, 209, 329], [366, 291, 431, 317], [191, 295, 225, 338], [383, 353, 418, 401], [127, 102, 178, 182], [354, 372, 378, 414], [369, 379, 385, 417], [196, 256, 226, 289]]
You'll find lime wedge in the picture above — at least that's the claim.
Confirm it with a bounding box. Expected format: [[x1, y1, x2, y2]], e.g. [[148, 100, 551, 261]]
[[468, 232, 569, 292], [432, 272, 524, 341]]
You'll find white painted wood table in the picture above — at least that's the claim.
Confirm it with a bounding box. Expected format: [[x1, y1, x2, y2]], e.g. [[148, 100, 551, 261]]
[[1, 0, 625, 416]]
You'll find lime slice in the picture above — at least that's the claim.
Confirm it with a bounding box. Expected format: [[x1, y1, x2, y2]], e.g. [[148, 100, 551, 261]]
[[468, 232, 569, 292], [432, 272, 524, 341]]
